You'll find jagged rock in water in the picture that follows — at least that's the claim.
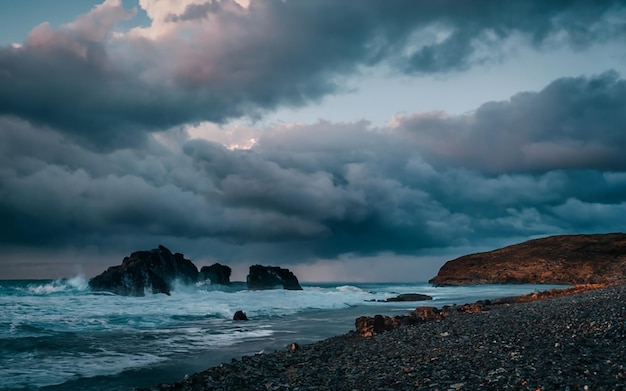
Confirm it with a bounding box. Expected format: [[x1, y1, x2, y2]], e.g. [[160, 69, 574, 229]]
[[233, 310, 249, 321], [246, 265, 303, 290], [429, 233, 626, 286], [199, 263, 232, 285], [88, 245, 199, 296]]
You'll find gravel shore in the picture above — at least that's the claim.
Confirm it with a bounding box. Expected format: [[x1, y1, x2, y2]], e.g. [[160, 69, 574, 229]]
[[145, 284, 626, 391]]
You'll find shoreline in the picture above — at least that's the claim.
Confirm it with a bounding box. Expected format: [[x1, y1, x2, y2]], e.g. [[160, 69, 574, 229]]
[[143, 283, 626, 390]]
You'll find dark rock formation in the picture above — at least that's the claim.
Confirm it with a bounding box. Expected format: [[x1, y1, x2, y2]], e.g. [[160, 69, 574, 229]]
[[386, 293, 433, 302], [199, 263, 232, 285], [246, 265, 303, 290], [355, 313, 419, 337], [88, 245, 199, 296], [233, 310, 248, 321], [429, 233, 626, 286], [410, 306, 446, 320]]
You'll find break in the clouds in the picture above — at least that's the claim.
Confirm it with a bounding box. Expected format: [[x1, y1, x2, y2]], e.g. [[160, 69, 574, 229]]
[[1, 0, 625, 149], [1, 0, 626, 280]]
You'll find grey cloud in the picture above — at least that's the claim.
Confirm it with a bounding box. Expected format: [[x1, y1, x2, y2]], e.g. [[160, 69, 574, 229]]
[[2, 0, 625, 149], [395, 71, 626, 174], [0, 116, 465, 260], [551, 198, 626, 231], [165, 1, 240, 22], [181, 133, 473, 256], [2, 73, 626, 272]]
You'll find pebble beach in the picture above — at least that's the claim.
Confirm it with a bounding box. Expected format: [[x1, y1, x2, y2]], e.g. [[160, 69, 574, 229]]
[[146, 284, 626, 391]]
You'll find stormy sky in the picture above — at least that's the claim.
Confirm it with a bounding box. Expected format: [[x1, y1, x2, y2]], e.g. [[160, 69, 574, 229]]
[[1, 0, 626, 281]]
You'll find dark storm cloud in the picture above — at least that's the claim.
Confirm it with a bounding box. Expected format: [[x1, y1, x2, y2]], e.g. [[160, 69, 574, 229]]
[[2, 70, 626, 270], [183, 130, 469, 256], [394, 71, 626, 174], [1, 0, 625, 149], [0, 119, 467, 261]]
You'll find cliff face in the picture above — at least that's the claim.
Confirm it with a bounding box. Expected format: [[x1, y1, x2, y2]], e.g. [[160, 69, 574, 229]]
[[429, 233, 626, 286]]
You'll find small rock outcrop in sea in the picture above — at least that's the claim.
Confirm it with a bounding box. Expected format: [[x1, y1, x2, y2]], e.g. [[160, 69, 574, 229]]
[[88, 245, 199, 296], [429, 233, 626, 286], [385, 293, 433, 302], [199, 263, 232, 285], [246, 265, 303, 290], [233, 310, 249, 321]]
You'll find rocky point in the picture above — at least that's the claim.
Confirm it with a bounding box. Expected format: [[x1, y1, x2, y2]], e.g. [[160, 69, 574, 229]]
[[429, 233, 626, 286]]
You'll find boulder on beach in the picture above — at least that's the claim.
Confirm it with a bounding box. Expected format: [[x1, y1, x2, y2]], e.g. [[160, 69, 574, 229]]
[[246, 265, 303, 290], [429, 233, 626, 286], [199, 263, 232, 285], [410, 306, 446, 321], [88, 245, 199, 296]]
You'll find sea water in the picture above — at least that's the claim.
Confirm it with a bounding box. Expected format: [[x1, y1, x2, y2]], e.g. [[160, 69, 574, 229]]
[[0, 277, 568, 391]]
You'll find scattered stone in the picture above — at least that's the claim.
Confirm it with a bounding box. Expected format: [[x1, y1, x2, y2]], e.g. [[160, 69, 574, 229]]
[[146, 284, 626, 391], [287, 343, 299, 351], [354, 284, 609, 337], [233, 310, 249, 321]]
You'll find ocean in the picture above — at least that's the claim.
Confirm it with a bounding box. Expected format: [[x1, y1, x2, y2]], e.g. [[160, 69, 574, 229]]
[[0, 277, 568, 391]]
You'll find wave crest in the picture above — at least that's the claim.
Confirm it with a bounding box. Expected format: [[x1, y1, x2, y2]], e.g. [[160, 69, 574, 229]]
[[335, 285, 367, 293], [27, 275, 89, 295]]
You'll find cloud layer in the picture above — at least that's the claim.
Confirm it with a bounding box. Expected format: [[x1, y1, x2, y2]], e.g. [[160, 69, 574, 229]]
[[1, 0, 625, 149], [2, 72, 626, 274], [1, 0, 626, 278]]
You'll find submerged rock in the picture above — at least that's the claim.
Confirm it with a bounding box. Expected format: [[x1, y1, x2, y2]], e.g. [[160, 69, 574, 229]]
[[88, 245, 199, 296], [246, 265, 303, 290], [386, 293, 433, 302], [199, 263, 232, 285]]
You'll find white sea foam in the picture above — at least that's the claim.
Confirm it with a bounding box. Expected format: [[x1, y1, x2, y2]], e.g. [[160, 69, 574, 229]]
[[335, 285, 367, 293], [26, 275, 89, 295]]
